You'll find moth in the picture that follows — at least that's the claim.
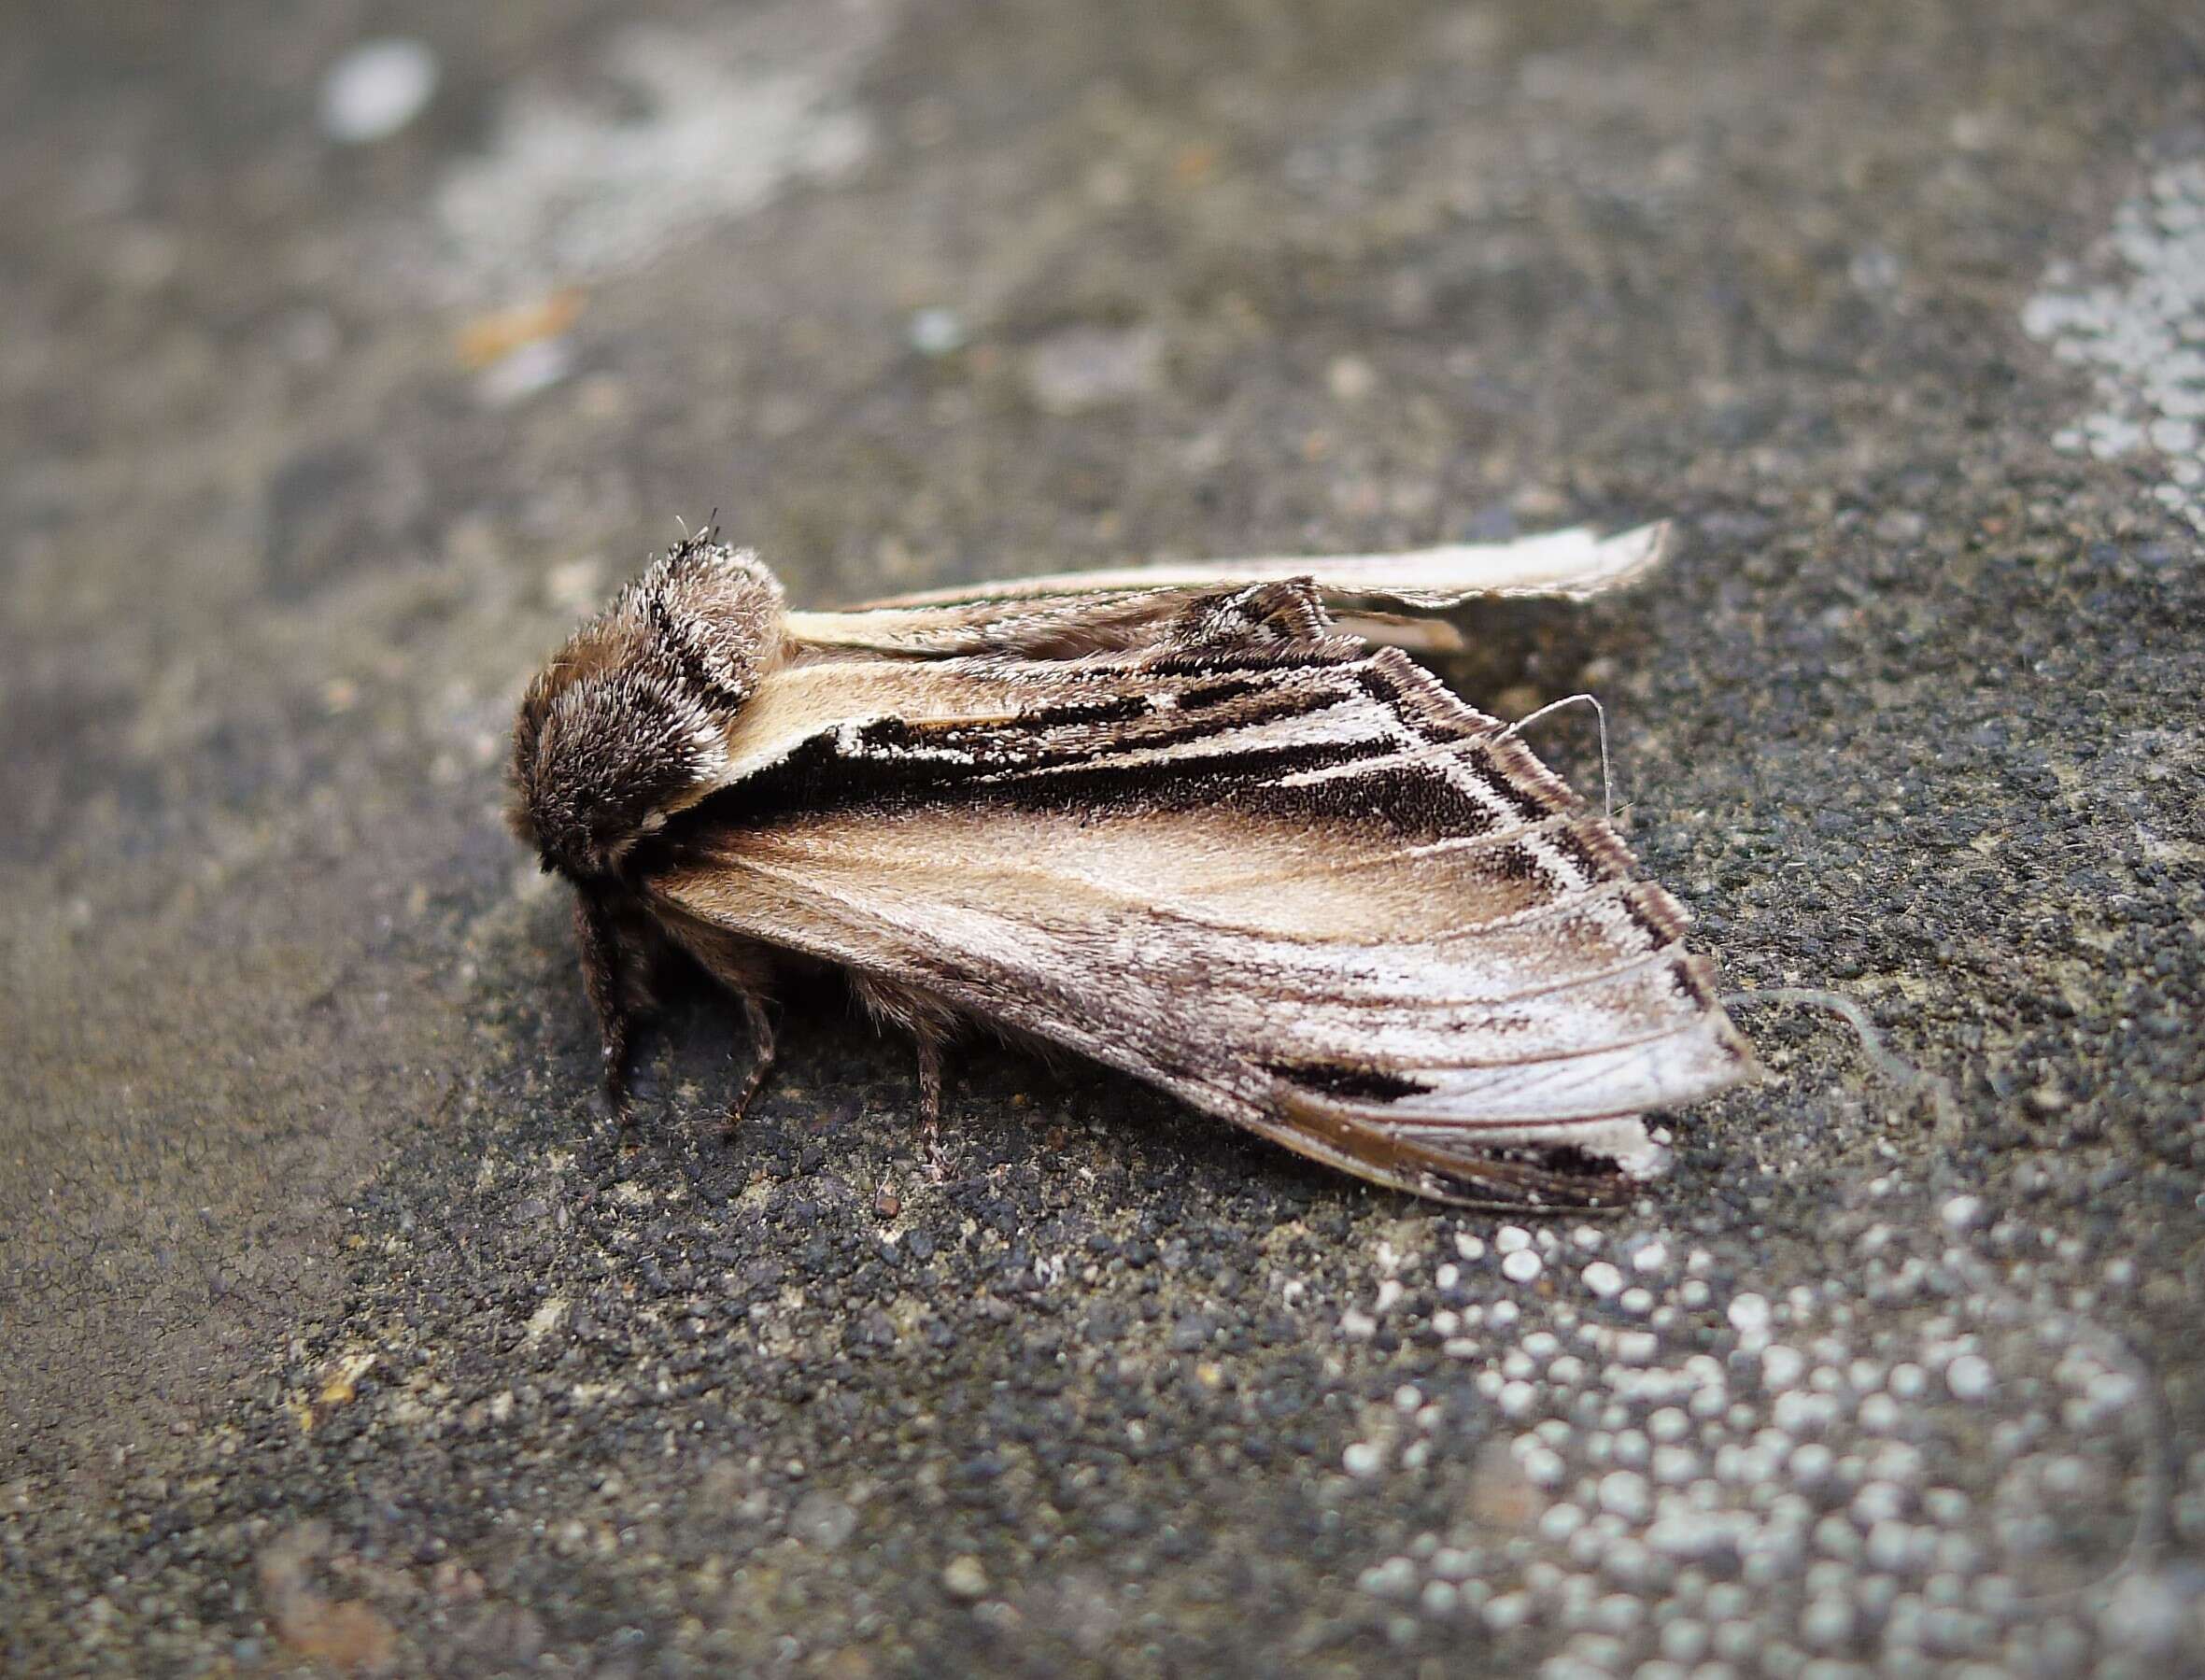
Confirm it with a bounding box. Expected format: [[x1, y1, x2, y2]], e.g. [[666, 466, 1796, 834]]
[[508, 523, 1755, 1207]]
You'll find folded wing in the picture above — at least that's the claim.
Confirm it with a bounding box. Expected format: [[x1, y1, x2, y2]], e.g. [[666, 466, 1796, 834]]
[[644, 580, 1751, 1207], [782, 523, 1670, 658]]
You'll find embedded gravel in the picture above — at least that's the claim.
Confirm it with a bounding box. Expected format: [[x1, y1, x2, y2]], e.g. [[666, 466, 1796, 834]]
[[3, 2, 2201, 1675]]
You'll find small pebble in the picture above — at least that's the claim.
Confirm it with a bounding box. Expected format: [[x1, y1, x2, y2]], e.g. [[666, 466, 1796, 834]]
[[320, 38, 439, 144], [1940, 1195, 1986, 1232], [1762, 1345, 1807, 1388], [1945, 1355, 1996, 1401], [476, 338, 574, 406], [1800, 1597, 1855, 1650], [1598, 1471, 1651, 1522], [789, 1493, 857, 1550], [1503, 1249, 1544, 1284], [1520, 1445, 1567, 1487], [1483, 1591, 1532, 1631], [1357, 1557, 1418, 1600], [1660, 1618, 1710, 1663], [1729, 1294, 1773, 1334], [908, 308, 968, 357], [1327, 355, 1378, 402], [1541, 1504, 1586, 1542], [941, 1556, 989, 1600]]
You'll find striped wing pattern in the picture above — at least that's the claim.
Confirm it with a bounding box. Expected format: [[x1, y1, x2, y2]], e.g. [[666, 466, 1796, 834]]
[[643, 581, 1752, 1207]]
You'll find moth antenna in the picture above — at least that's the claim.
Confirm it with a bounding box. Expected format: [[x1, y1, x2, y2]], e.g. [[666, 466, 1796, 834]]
[[1501, 692, 1613, 822], [1719, 987, 1960, 1135]]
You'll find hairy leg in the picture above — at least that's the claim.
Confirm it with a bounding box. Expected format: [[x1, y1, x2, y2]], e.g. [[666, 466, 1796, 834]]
[[725, 989, 780, 1135], [572, 886, 650, 1122], [848, 972, 960, 1177], [913, 1031, 946, 1162]]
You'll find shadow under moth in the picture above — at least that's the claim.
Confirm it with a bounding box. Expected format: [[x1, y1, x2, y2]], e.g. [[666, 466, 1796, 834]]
[[509, 524, 1756, 1208]]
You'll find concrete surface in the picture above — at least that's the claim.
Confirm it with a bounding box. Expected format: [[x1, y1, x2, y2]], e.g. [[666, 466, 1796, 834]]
[[3, 1, 2201, 1674]]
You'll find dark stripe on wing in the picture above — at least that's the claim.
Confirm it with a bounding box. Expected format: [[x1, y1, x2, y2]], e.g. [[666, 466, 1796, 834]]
[[664, 657, 1375, 831], [1229, 759, 1508, 842], [661, 730, 1404, 847], [1178, 677, 1271, 711], [1263, 1060, 1435, 1102], [657, 643, 1636, 895]]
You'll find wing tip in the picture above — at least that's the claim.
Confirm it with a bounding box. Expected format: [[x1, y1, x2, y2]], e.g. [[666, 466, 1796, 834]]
[[1266, 1085, 1682, 1211], [1551, 518, 1676, 599]]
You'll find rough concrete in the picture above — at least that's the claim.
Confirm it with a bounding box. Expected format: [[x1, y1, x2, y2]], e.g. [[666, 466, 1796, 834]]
[[2, 1, 2200, 1674]]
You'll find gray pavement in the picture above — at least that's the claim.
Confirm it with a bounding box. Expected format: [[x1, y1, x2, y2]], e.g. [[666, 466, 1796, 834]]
[[2, 2, 2200, 1674]]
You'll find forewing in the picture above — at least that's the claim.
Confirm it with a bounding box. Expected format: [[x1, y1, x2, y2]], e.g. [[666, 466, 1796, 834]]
[[643, 605, 1751, 1207], [782, 523, 1671, 658]]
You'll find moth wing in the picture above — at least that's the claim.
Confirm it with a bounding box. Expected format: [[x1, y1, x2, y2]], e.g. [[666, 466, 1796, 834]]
[[644, 611, 1752, 1207], [782, 522, 1672, 657]]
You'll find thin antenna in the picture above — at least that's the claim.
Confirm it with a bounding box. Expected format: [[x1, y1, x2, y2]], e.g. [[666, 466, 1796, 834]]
[[1718, 987, 1960, 1134], [1501, 693, 1613, 822]]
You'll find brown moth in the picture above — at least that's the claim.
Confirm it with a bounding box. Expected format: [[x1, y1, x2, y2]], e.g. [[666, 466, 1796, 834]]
[[508, 524, 1755, 1207]]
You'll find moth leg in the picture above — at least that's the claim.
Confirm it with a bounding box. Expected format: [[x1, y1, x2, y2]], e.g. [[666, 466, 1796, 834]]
[[914, 1030, 949, 1181], [572, 888, 647, 1124], [677, 932, 781, 1136], [848, 972, 959, 1178], [725, 990, 780, 1136]]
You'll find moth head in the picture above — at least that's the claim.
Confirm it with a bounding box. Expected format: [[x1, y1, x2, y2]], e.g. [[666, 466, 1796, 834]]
[[509, 536, 786, 881]]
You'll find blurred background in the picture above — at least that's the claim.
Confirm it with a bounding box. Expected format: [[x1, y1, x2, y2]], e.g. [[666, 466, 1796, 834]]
[[4, 2, 2202, 1674]]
